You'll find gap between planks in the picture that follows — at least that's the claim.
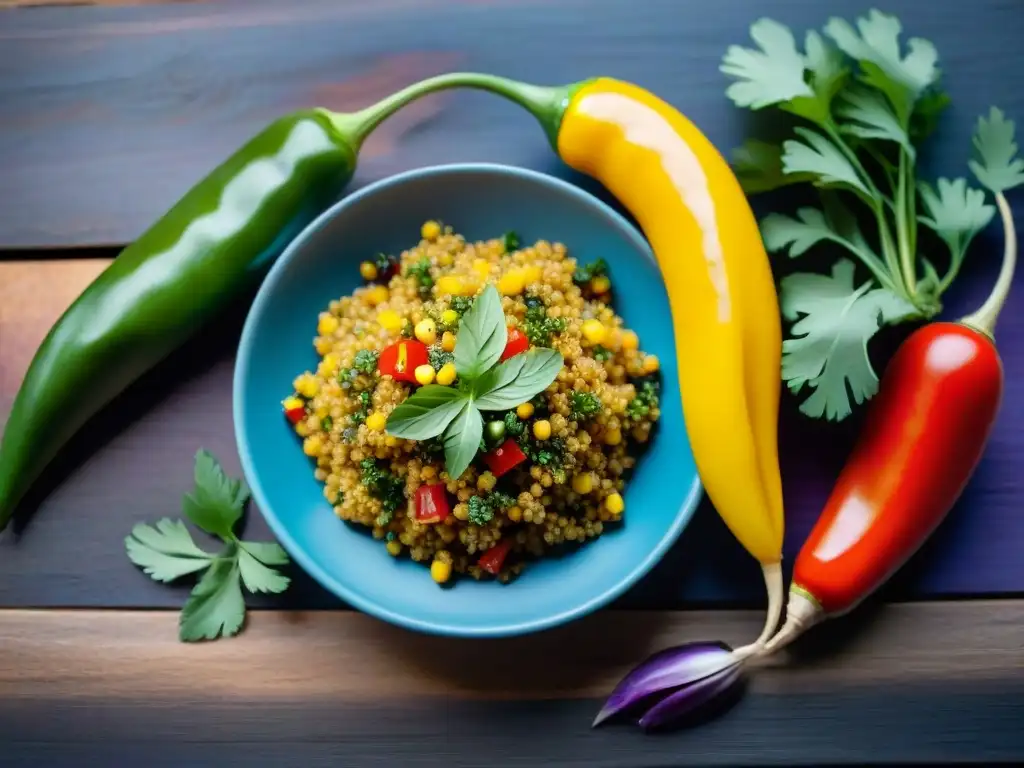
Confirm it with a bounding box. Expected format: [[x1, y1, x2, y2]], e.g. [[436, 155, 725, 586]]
[[2, 602, 1022, 702]]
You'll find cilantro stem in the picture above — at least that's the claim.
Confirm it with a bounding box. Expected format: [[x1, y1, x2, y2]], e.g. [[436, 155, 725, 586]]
[[960, 192, 1016, 338], [895, 150, 917, 293]]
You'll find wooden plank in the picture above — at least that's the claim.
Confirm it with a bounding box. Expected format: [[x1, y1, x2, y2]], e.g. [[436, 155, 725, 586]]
[[2, 254, 1024, 608], [0, 0, 1022, 249], [1, 603, 1023, 765]]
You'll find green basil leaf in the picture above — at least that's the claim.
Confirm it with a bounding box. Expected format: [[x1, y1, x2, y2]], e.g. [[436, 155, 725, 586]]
[[385, 385, 467, 440], [443, 402, 483, 480], [471, 353, 527, 399], [474, 348, 563, 411], [454, 284, 506, 380]]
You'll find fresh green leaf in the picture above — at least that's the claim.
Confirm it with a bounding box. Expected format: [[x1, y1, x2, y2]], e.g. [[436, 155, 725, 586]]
[[731, 140, 814, 194], [179, 553, 246, 642], [443, 403, 484, 480], [502, 231, 521, 252], [572, 258, 608, 285], [780, 260, 918, 420], [125, 518, 215, 583], [969, 107, 1024, 193], [240, 540, 290, 566], [721, 18, 812, 110], [184, 450, 248, 540], [918, 178, 995, 276], [824, 9, 938, 123], [473, 349, 563, 411], [467, 495, 494, 526], [836, 86, 914, 157], [782, 127, 872, 199], [454, 284, 506, 380], [237, 546, 291, 594], [385, 385, 467, 440], [803, 29, 848, 107], [910, 90, 951, 141]]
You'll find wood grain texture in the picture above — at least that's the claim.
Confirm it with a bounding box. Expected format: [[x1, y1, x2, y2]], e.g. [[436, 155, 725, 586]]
[[2, 603, 1023, 766], [0, 0, 1022, 248], [2, 253, 1024, 610]]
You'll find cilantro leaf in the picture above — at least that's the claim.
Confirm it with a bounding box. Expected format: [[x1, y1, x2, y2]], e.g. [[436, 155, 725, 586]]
[[918, 178, 995, 281], [969, 107, 1024, 193], [241, 541, 290, 566], [125, 518, 215, 583], [238, 545, 291, 594], [781, 260, 918, 420], [782, 127, 872, 199], [732, 140, 816, 194], [836, 86, 913, 156], [184, 449, 248, 539], [824, 9, 938, 123], [179, 553, 246, 642], [721, 18, 812, 110]]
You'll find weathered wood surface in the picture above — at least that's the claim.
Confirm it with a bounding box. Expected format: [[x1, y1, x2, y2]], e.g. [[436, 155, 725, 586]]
[[2, 603, 1023, 766]]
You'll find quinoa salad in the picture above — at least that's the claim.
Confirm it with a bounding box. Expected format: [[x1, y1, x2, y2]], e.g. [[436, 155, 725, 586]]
[[282, 221, 662, 585]]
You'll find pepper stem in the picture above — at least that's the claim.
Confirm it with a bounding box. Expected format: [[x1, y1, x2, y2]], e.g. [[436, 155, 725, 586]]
[[960, 192, 1017, 339], [731, 562, 784, 660], [325, 72, 590, 154]]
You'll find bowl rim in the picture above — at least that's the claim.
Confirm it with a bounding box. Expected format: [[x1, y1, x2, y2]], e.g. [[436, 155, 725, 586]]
[[233, 161, 703, 637]]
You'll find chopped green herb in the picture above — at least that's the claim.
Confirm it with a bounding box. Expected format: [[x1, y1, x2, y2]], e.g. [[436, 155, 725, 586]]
[[405, 256, 434, 297], [449, 296, 473, 316], [626, 379, 660, 421], [386, 531, 396, 542], [349, 390, 372, 426], [490, 490, 516, 509], [503, 411, 525, 437], [352, 349, 379, 375], [359, 458, 405, 517], [573, 258, 608, 285], [401, 319, 415, 338], [569, 392, 602, 420], [468, 495, 494, 525], [523, 295, 567, 346], [321, 415, 333, 432], [518, 434, 566, 468], [372, 251, 394, 274], [428, 344, 455, 370], [592, 345, 613, 362], [502, 231, 521, 253]]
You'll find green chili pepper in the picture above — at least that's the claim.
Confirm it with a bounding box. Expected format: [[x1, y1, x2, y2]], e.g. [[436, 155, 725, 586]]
[[0, 73, 589, 531]]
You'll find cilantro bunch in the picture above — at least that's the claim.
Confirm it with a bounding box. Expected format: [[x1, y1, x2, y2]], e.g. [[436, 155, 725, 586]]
[[125, 450, 291, 642], [722, 9, 1020, 420]]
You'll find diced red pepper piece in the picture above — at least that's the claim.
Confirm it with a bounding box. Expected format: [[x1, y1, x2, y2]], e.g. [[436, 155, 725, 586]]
[[500, 327, 530, 361], [482, 438, 527, 478], [284, 406, 306, 424], [378, 340, 429, 383], [415, 483, 451, 524], [477, 539, 513, 575]]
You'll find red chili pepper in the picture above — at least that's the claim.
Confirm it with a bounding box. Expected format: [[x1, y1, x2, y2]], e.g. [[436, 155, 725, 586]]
[[477, 539, 513, 575], [764, 192, 1016, 655], [482, 438, 527, 478], [377, 340, 429, 383], [500, 327, 530, 361], [415, 483, 450, 524]]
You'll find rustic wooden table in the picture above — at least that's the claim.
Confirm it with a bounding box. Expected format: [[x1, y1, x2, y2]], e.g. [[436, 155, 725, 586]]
[[1, 1, 1023, 765]]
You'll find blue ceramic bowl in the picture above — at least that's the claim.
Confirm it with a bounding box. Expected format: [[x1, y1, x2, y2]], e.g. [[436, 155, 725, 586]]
[[234, 163, 702, 637]]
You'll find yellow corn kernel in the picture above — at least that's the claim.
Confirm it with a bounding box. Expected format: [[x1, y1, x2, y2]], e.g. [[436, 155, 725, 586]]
[[365, 285, 389, 306], [377, 309, 403, 334], [359, 261, 378, 280], [302, 435, 323, 457], [436, 275, 465, 296], [314, 404, 329, 420], [436, 362, 457, 386], [642, 354, 660, 373], [414, 318, 437, 345], [365, 412, 387, 431], [472, 258, 491, 279], [385, 435, 399, 447], [431, 557, 452, 584], [441, 309, 459, 327], [438, 251, 454, 267], [524, 265, 543, 284], [516, 402, 534, 419], [507, 506, 523, 523], [441, 331, 457, 352], [293, 373, 319, 399], [295, 421, 311, 437], [603, 427, 622, 446], [317, 313, 339, 337], [581, 319, 608, 345], [421, 220, 441, 241], [533, 419, 552, 440], [414, 364, 436, 386], [314, 337, 333, 355], [605, 328, 623, 351], [498, 270, 526, 296], [319, 353, 340, 377], [282, 395, 303, 412], [572, 472, 594, 494], [605, 492, 625, 516], [621, 330, 639, 351], [386, 539, 402, 557], [590, 275, 611, 294]]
